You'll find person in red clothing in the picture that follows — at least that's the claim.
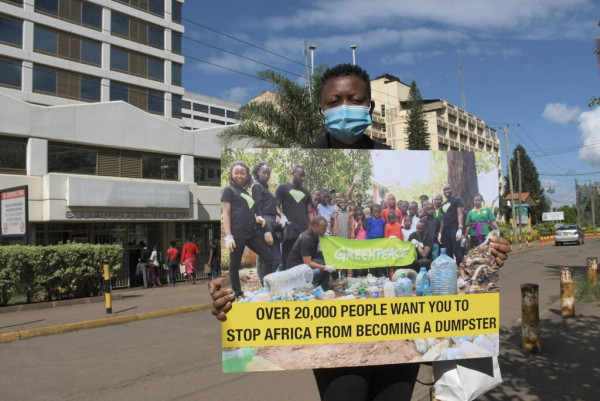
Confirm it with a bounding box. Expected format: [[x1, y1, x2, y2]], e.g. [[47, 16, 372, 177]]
[[166, 240, 179, 286], [181, 235, 200, 285], [381, 194, 402, 223], [384, 211, 404, 279]]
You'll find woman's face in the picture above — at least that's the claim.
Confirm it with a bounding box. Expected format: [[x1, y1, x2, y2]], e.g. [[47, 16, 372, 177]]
[[232, 165, 248, 187], [258, 165, 271, 184], [474, 196, 483, 208]]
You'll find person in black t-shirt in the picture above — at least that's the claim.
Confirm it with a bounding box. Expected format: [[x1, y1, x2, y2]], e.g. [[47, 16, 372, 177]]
[[407, 221, 434, 271], [221, 161, 274, 297], [251, 162, 281, 273], [438, 183, 465, 265], [286, 215, 336, 290], [275, 165, 313, 269]]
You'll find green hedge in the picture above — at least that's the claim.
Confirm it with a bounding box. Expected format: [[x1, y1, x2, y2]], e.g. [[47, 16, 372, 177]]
[[0, 243, 122, 306]]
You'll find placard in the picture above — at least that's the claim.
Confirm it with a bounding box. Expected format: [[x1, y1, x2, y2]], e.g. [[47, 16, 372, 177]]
[[220, 149, 501, 372]]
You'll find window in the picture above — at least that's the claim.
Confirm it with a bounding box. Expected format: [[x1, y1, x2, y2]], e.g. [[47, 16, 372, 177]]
[[0, 57, 21, 88], [172, 62, 182, 86], [34, 26, 58, 54], [82, 2, 101, 29], [148, 57, 163, 81], [0, 136, 26, 172], [172, 94, 182, 118], [1, 0, 24, 6], [80, 76, 100, 101], [110, 81, 128, 102], [193, 103, 208, 113], [171, 1, 182, 23], [211, 119, 225, 125], [0, 15, 22, 47], [171, 31, 181, 54], [226, 110, 238, 120], [148, 90, 163, 114], [111, 13, 129, 37], [81, 39, 101, 65], [148, 0, 163, 16], [142, 154, 178, 180], [181, 100, 191, 109], [211, 107, 225, 117], [194, 158, 220, 186], [35, 0, 58, 15], [48, 143, 97, 175], [194, 115, 208, 121], [33, 65, 57, 94], [148, 25, 164, 48], [110, 46, 129, 72]]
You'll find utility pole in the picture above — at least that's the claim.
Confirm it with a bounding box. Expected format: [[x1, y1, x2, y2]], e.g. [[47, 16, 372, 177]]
[[303, 39, 310, 96], [591, 180, 596, 230], [503, 127, 518, 245], [517, 150, 523, 248], [575, 179, 582, 228]]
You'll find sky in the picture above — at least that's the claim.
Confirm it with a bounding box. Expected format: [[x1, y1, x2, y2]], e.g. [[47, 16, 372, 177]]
[[180, 0, 600, 208]]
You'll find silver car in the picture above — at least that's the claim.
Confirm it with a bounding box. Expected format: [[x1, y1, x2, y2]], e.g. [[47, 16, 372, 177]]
[[554, 225, 585, 246]]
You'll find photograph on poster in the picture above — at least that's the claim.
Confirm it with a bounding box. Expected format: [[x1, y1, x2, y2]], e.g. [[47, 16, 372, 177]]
[[220, 148, 501, 372]]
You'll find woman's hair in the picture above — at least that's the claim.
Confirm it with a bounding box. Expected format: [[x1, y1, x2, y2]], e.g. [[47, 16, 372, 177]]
[[228, 161, 253, 189], [251, 161, 270, 181], [170, 240, 176, 247], [474, 193, 484, 203]]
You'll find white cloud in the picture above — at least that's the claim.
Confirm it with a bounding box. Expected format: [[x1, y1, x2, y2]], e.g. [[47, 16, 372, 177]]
[[577, 107, 600, 166], [220, 86, 252, 103], [542, 103, 582, 124]]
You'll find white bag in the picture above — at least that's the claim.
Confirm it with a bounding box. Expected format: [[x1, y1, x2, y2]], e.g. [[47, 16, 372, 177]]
[[433, 357, 502, 401]]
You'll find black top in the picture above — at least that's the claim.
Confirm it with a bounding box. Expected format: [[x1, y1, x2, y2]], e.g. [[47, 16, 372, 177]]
[[408, 231, 433, 260], [221, 185, 258, 239], [140, 247, 151, 263], [252, 181, 277, 233], [306, 133, 391, 149], [422, 215, 441, 240], [276, 182, 312, 238], [441, 196, 464, 232], [286, 228, 320, 268]]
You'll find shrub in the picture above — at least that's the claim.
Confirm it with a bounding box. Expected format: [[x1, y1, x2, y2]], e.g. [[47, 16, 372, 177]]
[[0, 243, 122, 306]]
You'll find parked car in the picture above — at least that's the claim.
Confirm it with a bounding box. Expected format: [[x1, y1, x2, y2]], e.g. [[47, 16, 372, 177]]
[[554, 225, 585, 246]]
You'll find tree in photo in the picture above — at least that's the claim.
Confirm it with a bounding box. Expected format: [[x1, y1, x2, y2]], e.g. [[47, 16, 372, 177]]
[[447, 151, 478, 211], [219, 69, 324, 147], [404, 81, 430, 150]]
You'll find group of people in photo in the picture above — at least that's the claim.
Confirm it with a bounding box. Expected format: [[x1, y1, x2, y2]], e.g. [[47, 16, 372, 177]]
[[221, 158, 500, 297]]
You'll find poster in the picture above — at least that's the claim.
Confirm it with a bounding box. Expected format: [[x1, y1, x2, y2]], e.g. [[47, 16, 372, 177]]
[[221, 149, 501, 372], [1, 185, 28, 239]]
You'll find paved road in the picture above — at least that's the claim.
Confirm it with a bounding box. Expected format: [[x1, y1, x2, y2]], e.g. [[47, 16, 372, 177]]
[[1, 239, 598, 400]]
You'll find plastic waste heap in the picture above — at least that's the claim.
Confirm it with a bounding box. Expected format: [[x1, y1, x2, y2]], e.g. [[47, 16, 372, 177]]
[[263, 264, 313, 298], [431, 248, 458, 295]]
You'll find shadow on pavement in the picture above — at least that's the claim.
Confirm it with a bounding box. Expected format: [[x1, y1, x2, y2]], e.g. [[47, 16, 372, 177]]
[[480, 310, 600, 400]]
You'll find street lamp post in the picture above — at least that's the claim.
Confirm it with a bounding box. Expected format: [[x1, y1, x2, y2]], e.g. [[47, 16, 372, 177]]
[[350, 44, 357, 65], [308, 45, 316, 77]]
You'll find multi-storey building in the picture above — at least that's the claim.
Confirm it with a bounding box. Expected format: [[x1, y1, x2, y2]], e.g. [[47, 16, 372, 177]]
[[0, 0, 233, 287], [181, 91, 240, 129], [367, 74, 501, 155]]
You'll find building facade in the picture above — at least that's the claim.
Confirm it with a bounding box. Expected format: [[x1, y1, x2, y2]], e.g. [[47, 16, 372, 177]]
[[180, 91, 241, 130]]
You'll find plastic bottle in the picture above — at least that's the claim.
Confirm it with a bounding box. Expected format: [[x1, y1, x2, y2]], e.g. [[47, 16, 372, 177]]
[[431, 248, 458, 295], [416, 267, 432, 296], [395, 273, 412, 297], [222, 348, 255, 372], [263, 264, 313, 297], [383, 279, 396, 298], [370, 284, 379, 298]]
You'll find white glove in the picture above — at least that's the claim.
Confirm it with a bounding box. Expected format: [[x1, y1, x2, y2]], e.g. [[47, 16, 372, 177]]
[[455, 229, 462, 241], [325, 265, 336, 273], [279, 215, 289, 226], [410, 238, 419, 246], [460, 237, 467, 247], [437, 233, 442, 244], [256, 216, 266, 227], [225, 235, 236, 253], [264, 231, 274, 246], [389, 235, 397, 239]]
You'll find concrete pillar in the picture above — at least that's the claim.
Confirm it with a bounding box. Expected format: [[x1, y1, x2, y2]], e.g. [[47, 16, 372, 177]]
[[521, 283, 541, 352]]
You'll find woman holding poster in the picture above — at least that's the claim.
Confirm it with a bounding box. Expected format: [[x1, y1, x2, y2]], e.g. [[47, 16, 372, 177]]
[[222, 161, 274, 298]]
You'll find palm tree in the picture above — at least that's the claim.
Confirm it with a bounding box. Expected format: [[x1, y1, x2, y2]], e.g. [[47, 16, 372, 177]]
[[218, 69, 324, 147]]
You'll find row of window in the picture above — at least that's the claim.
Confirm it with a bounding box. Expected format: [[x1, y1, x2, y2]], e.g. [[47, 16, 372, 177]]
[[111, 12, 164, 49], [33, 65, 101, 102], [34, 25, 102, 66], [109, 81, 164, 114], [180, 101, 238, 119], [35, 0, 102, 31], [0, 136, 219, 186]]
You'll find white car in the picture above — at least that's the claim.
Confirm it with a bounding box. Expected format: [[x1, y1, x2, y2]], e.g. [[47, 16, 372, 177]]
[[554, 225, 585, 246]]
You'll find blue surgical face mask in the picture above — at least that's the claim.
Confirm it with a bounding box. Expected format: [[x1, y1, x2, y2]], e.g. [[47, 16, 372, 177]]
[[322, 105, 372, 144]]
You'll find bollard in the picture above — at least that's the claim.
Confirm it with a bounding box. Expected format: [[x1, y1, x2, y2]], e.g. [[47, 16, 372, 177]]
[[521, 283, 541, 352], [103, 263, 112, 314], [560, 266, 575, 317], [588, 257, 598, 284]]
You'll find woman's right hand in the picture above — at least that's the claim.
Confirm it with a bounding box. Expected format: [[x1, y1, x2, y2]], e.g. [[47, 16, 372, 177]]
[[208, 277, 235, 321]]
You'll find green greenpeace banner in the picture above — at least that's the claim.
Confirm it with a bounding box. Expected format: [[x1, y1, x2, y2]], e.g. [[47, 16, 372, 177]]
[[319, 237, 417, 269]]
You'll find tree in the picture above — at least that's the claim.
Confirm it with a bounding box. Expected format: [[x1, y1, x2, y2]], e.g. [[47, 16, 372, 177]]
[[404, 81, 430, 150], [218, 70, 324, 147], [557, 205, 577, 224], [447, 151, 478, 211], [501, 145, 549, 224]]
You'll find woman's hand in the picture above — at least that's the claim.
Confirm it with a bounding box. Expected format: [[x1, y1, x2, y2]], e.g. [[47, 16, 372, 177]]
[[208, 278, 235, 322], [490, 236, 511, 267]]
